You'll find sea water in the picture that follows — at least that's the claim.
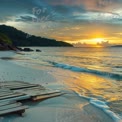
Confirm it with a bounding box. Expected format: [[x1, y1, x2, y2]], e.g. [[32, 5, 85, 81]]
[[13, 47, 122, 121]]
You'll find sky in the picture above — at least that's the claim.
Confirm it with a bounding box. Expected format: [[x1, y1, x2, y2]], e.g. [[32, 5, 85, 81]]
[[0, 0, 122, 45]]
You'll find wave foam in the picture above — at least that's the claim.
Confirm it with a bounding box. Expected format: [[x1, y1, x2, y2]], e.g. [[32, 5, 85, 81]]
[[47, 61, 122, 81], [76, 92, 122, 122]]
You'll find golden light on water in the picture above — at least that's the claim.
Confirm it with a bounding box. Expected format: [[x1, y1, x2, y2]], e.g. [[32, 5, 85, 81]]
[[64, 72, 120, 102]]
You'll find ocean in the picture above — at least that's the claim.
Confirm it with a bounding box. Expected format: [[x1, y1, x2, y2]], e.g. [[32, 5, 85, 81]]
[[14, 47, 122, 121]]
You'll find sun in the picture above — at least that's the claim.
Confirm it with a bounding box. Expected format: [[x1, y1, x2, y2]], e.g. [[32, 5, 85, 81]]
[[90, 38, 105, 47], [92, 38, 104, 44]]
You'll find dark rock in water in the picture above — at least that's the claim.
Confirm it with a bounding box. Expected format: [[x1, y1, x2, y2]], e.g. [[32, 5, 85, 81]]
[[36, 49, 41, 52], [23, 48, 34, 52], [16, 47, 23, 51]]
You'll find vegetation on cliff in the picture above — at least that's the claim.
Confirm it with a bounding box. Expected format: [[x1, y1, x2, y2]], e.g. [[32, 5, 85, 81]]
[[0, 25, 73, 47]]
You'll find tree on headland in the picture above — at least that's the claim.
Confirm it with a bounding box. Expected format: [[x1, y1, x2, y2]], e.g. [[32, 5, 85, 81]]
[[0, 33, 12, 45], [0, 25, 73, 47]]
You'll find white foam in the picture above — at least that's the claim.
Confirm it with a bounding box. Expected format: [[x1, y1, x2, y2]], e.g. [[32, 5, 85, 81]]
[[90, 99, 121, 122], [76, 92, 122, 122], [48, 61, 122, 80]]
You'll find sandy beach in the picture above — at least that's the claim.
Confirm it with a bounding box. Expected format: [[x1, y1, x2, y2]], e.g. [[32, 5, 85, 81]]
[[0, 51, 120, 122]]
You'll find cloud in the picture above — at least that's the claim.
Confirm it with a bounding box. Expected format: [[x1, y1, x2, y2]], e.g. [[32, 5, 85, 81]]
[[15, 15, 34, 22], [0, 0, 122, 24], [0, 0, 122, 44]]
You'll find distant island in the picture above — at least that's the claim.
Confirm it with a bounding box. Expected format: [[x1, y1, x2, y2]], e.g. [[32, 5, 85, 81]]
[[110, 45, 122, 47], [73, 41, 122, 48], [0, 25, 73, 48]]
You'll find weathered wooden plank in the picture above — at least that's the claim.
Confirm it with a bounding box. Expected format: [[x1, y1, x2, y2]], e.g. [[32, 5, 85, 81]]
[[0, 82, 34, 86], [32, 92, 64, 101], [0, 82, 32, 87], [14, 87, 45, 93], [0, 82, 44, 91], [9, 81, 29, 84], [0, 82, 19, 84], [18, 88, 47, 93], [0, 81, 29, 84], [0, 95, 30, 103], [0, 82, 64, 105], [0, 92, 15, 97], [0, 102, 22, 111], [21, 86, 45, 90], [0, 89, 12, 92], [5, 85, 39, 90], [0, 106, 28, 116], [17, 88, 61, 96], [0, 101, 15, 106], [0, 93, 25, 100], [0, 91, 13, 95], [1, 84, 38, 87], [31, 91, 61, 97], [0, 88, 11, 92]]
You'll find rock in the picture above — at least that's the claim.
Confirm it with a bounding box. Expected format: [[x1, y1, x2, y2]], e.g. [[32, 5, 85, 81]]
[[16, 47, 23, 51], [23, 48, 34, 52], [36, 49, 41, 52]]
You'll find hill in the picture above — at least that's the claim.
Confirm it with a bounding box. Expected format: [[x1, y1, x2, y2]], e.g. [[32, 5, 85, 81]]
[[0, 25, 73, 47]]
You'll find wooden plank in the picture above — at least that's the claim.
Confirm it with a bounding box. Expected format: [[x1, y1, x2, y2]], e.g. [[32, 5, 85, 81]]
[[0, 101, 15, 106], [21, 86, 45, 90], [0, 82, 33, 88], [0, 81, 29, 84], [31, 91, 61, 97], [0, 93, 25, 100], [17, 88, 60, 96], [14, 86, 45, 92], [23, 89, 46, 92], [32, 92, 64, 101], [0, 82, 33, 86], [0, 106, 28, 116], [9, 81, 29, 84], [0, 92, 15, 97], [5, 81, 35, 85], [0, 102, 22, 111], [5, 84, 39, 90], [1, 84, 38, 87], [0, 90, 12, 93], [0, 84, 27, 87], [0, 82, 44, 90], [0, 82, 28, 84], [0, 81, 43, 87], [0, 91, 13, 95], [0, 88, 11, 92], [0, 95, 30, 102], [19, 88, 46, 92]]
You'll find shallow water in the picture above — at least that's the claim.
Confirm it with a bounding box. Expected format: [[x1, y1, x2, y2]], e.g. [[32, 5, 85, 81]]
[[12, 47, 122, 120]]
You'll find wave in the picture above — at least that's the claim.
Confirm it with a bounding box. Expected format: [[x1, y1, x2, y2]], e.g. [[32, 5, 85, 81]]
[[76, 92, 122, 122], [47, 61, 122, 81]]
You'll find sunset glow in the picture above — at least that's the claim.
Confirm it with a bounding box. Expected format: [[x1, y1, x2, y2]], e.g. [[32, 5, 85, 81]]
[[92, 38, 104, 44], [0, 0, 122, 45]]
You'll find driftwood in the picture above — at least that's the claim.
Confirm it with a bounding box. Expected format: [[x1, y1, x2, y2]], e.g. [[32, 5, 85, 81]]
[[0, 81, 64, 116]]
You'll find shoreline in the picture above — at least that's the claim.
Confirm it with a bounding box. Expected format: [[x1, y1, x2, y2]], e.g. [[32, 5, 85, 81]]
[[0, 51, 120, 122]]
